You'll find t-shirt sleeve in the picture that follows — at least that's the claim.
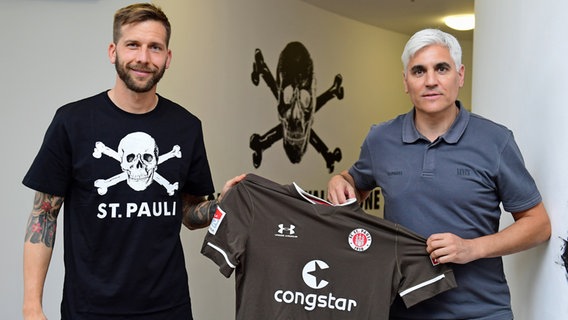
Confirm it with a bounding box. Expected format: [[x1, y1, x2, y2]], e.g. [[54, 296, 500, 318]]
[[395, 225, 458, 308], [201, 183, 253, 277], [182, 120, 215, 196], [22, 108, 72, 196]]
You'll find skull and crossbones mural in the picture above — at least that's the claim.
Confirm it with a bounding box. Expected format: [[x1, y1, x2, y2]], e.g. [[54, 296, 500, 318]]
[[250, 41, 344, 173], [92, 132, 180, 196]]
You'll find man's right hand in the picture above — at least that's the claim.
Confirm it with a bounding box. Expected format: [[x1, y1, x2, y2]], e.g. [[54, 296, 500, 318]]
[[327, 171, 357, 205]]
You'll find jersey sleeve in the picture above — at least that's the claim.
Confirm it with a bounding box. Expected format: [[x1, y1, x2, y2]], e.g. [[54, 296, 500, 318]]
[[395, 225, 458, 308], [201, 182, 253, 277]]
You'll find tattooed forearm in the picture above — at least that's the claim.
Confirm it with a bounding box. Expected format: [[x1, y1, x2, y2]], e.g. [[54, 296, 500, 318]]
[[24, 192, 63, 248], [181, 194, 218, 230]]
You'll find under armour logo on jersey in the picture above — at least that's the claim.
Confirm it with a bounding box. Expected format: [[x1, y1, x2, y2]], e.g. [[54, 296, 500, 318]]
[[274, 223, 298, 238], [278, 224, 295, 235]]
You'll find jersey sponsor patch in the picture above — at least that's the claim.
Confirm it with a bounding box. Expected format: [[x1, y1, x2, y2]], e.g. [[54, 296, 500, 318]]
[[348, 228, 372, 252], [208, 207, 226, 235], [274, 259, 359, 312]]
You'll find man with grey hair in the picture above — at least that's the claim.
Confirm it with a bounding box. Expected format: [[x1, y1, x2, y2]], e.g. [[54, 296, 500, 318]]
[[327, 28, 550, 319]]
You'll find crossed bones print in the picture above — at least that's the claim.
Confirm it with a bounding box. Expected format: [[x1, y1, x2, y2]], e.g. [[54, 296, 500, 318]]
[[92, 132, 180, 196]]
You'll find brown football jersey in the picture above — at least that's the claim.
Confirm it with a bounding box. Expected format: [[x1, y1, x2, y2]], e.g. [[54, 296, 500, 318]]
[[201, 174, 457, 319]]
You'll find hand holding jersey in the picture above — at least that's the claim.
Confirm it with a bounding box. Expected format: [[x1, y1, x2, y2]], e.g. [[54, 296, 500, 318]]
[[201, 174, 456, 319]]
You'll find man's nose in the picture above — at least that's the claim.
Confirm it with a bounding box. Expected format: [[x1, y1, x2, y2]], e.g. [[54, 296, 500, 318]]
[[136, 47, 150, 63], [424, 71, 438, 86]]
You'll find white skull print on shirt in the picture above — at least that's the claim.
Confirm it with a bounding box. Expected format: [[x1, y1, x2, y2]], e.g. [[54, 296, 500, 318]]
[[93, 132, 181, 196]]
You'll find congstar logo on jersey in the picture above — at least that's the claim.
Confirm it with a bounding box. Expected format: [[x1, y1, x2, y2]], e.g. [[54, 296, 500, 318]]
[[273, 260, 358, 312]]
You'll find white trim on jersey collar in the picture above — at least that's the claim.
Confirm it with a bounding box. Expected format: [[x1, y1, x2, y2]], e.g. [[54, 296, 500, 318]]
[[292, 182, 357, 206]]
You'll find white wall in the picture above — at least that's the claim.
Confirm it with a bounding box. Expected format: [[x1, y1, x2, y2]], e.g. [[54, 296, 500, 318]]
[[1, 0, 412, 319], [473, 1, 568, 319]]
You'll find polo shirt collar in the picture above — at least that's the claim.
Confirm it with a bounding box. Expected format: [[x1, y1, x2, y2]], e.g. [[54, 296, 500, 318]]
[[402, 101, 470, 144]]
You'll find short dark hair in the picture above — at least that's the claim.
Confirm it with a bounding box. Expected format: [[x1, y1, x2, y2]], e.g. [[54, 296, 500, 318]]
[[113, 3, 171, 46]]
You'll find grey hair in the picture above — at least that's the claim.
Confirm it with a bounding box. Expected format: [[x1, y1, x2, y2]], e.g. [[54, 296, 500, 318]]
[[401, 29, 462, 75]]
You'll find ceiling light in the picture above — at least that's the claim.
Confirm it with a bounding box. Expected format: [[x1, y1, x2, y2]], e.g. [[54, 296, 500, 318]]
[[443, 14, 475, 31]]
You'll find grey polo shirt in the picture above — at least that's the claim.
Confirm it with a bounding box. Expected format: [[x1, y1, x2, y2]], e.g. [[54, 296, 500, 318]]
[[349, 101, 542, 319]]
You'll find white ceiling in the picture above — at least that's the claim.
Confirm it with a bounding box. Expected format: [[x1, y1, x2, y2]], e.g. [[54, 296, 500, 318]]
[[301, 0, 475, 40]]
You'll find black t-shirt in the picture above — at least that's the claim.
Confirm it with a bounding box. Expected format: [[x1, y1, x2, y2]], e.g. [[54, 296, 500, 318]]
[[23, 91, 214, 318], [201, 174, 457, 320]]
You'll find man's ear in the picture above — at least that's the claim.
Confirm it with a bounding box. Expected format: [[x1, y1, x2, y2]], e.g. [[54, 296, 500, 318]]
[[165, 49, 172, 69], [458, 64, 465, 88], [108, 42, 117, 64]]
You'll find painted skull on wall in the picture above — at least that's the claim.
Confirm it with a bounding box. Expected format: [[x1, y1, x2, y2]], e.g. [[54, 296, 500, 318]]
[[276, 42, 316, 164], [250, 41, 344, 173]]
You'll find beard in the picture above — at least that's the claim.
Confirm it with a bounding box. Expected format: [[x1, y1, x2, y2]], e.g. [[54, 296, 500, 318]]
[[115, 55, 167, 93]]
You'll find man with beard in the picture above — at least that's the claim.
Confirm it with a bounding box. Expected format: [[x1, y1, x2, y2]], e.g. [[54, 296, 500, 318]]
[[22, 3, 243, 319]]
